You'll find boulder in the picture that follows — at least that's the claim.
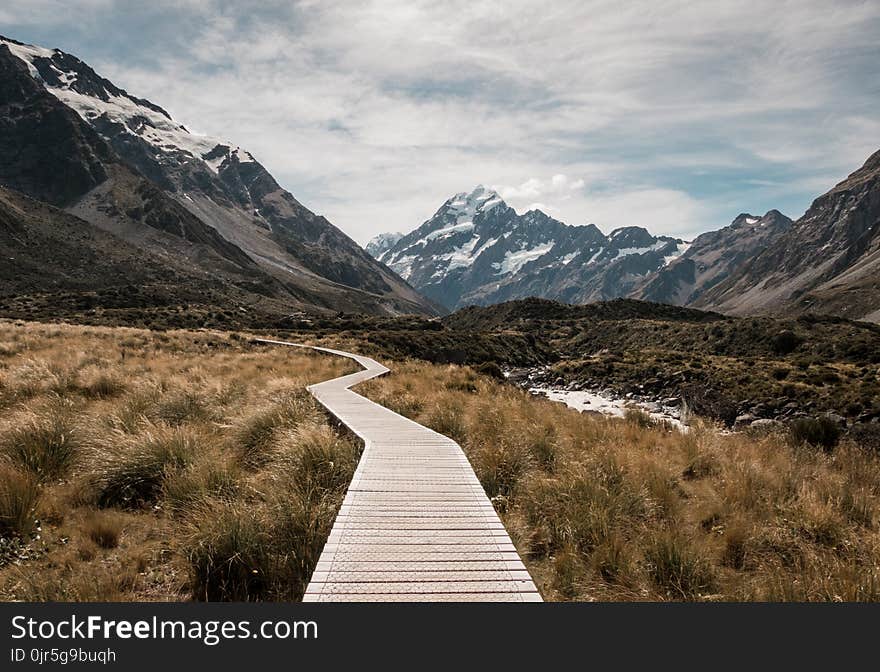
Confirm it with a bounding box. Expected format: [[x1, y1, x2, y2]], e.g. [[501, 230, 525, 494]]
[[750, 418, 782, 431], [734, 413, 757, 429]]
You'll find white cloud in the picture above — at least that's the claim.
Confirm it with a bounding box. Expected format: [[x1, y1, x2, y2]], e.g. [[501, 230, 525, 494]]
[[495, 174, 585, 206]]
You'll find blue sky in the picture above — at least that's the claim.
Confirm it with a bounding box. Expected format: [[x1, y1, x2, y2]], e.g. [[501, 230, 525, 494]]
[[2, 0, 878, 243]]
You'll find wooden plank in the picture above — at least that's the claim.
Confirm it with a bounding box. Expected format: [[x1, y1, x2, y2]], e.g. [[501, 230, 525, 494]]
[[254, 339, 542, 603]]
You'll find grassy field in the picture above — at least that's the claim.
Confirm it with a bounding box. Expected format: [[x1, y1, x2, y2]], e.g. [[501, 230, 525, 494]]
[[362, 361, 880, 601], [3, 318, 880, 602], [0, 320, 357, 601]]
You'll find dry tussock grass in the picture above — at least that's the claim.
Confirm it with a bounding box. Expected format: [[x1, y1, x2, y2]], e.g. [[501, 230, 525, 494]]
[[0, 319, 357, 601], [362, 361, 880, 601]]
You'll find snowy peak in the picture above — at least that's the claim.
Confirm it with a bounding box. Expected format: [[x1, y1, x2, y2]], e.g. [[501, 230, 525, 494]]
[[0, 35, 243, 175], [438, 184, 506, 221], [365, 232, 404, 258], [380, 188, 689, 309], [730, 210, 791, 231]]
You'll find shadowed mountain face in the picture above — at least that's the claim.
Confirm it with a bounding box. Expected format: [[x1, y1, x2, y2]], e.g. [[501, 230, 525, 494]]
[[372, 186, 687, 310], [694, 150, 880, 323], [634, 210, 794, 306], [0, 36, 440, 317]]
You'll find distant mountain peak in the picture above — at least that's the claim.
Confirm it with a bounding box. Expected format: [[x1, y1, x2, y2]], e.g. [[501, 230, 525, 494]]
[[380, 190, 691, 309], [365, 231, 404, 258], [444, 185, 505, 217]]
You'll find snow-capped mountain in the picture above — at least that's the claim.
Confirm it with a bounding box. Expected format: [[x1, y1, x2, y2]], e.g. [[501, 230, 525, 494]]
[[633, 210, 793, 306], [0, 35, 438, 317], [365, 232, 403, 258], [376, 186, 688, 309]]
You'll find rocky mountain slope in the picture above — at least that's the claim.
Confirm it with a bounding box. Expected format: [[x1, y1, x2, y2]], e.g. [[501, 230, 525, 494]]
[[695, 149, 880, 322], [634, 210, 793, 305], [373, 186, 687, 309], [0, 35, 438, 317]]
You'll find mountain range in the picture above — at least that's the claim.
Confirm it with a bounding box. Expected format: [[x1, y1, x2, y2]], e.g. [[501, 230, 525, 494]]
[[2, 34, 877, 326], [369, 151, 880, 322], [0, 35, 439, 320]]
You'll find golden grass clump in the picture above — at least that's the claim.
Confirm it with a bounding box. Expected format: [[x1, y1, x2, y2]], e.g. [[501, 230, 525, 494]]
[[0, 460, 40, 538], [0, 400, 81, 481]]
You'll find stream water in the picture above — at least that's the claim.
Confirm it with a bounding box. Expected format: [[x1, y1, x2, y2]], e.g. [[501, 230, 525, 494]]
[[528, 386, 690, 432]]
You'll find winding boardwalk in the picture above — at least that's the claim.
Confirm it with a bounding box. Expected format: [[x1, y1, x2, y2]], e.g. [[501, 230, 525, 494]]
[[256, 339, 542, 602]]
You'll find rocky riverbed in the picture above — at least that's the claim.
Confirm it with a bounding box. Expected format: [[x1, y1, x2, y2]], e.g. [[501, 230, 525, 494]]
[[507, 366, 873, 433]]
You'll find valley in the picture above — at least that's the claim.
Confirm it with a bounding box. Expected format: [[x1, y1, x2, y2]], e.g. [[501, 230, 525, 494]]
[[1, 26, 879, 608]]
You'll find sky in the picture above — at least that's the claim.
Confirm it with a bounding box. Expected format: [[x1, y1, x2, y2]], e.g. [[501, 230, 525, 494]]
[[2, 0, 879, 244]]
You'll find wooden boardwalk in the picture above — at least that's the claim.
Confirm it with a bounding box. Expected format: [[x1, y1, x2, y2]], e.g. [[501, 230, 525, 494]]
[[257, 339, 542, 602]]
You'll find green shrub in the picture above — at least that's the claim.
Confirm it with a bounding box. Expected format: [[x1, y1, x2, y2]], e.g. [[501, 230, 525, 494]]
[[789, 416, 841, 451], [771, 330, 803, 355]]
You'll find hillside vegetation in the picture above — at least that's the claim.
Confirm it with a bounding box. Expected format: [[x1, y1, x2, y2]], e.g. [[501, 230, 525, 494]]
[[444, 298, 880, 427]]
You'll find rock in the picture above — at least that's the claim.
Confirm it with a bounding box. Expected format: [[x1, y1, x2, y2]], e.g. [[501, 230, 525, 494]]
[[750, 418, 781, 431], [661, 397, 680, 407], [734, 413, 757, 429]]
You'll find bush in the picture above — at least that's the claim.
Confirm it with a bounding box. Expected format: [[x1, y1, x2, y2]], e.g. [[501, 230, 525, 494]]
[[186, 490, 340, 601], [78, 374, 126, 399], [789, 417, 841, 451], [645, 533, 717, 600], [155, 391, 208, 426], [771, 330, 803, 355], [1, 406, 80, 481], [474, 361, 505, 380], [92, 427, 198, 508], [186, 503, 273, 601], [424, 404, 468, 445], [0, 461, 40, 538], [163, 460, 241, 515], [473, 441, 531, 501], [234, 394, 314, 469], [847, 423, 880, 452], [624, 408, 656, 428], [82, 511, 124, 549], [275, 424, 358, 495], [771, 367, 790, 381]]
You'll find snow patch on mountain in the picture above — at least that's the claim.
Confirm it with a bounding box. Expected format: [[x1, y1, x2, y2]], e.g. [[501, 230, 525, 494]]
[[663, 241, 692, 266], [494, 241, 556, 275], [366, 232, 404, 258], [423, 221, 475, 242], [613, 240, 669, 260]]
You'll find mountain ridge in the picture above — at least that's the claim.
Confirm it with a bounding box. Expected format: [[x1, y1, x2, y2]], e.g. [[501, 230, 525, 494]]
[[0, 35, 440, 317], [371, 185, 687, 310], [370, 148, 880, 322]]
